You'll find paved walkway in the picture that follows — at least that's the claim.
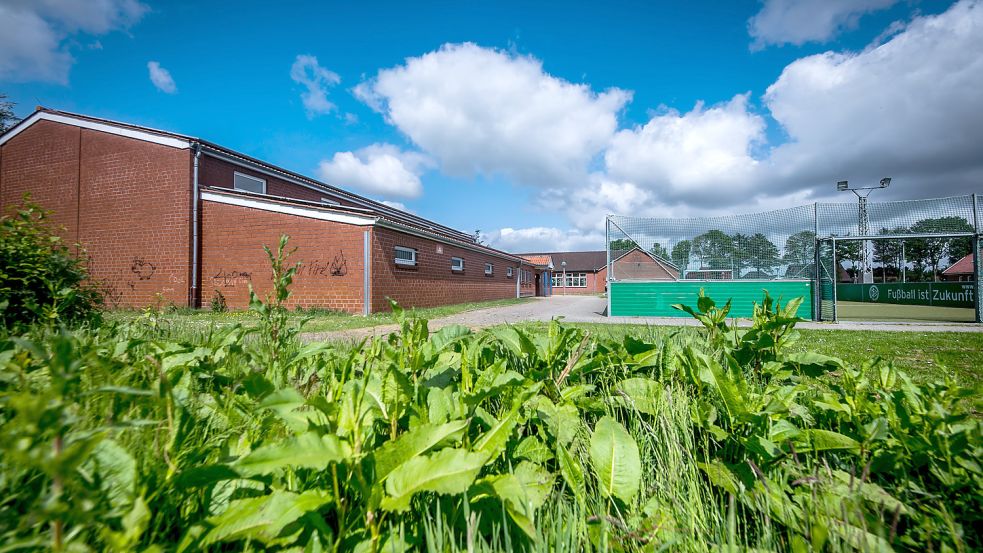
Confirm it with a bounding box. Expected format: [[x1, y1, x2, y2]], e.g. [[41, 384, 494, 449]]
[[302, 295, 983, 342]]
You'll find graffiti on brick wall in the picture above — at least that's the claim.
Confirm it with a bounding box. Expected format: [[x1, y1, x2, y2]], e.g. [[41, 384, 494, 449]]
[[303, 250, 348, 278], [131, 257, 156, 280], [212, 269, 252, 288]]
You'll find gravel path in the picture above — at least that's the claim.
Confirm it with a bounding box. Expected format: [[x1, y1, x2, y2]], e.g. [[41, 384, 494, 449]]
[[301, 295, 983, 342]]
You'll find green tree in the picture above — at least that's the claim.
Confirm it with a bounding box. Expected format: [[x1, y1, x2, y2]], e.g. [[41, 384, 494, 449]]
[[782, 230, 815, 264], [692, 230, 734, 269], [835, 239, 861, 274], [609, 238, 636, 253], [872, 226, 908, 281], [744, 233, 780, 275], [671, 240, 692, 269], [0, 94, 17, 133], [908, 216, 975, 280], [649, 242, 669, 259]]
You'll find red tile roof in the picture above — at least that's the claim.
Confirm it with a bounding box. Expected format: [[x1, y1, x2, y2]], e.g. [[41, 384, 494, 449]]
[[942, 253, 975, 275]]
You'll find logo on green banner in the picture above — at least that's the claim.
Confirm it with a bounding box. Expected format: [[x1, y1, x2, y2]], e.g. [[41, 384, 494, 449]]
[[869, 285, 880, 301]]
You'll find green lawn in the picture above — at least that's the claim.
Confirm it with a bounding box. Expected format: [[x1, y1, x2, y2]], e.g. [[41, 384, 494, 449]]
[[517, 322, 983, 389], [837, 300, 976, 322], [105, 296, 533, 334]]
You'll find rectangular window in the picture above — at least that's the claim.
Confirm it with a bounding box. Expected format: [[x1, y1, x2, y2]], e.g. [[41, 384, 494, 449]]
[[451, 257, 464, 272], [507, 267, 513, 278], [554, 272, 587, 287], [485, 263, 493, 275], [394, 246, 417, 266], [233, 171, 266, 194]]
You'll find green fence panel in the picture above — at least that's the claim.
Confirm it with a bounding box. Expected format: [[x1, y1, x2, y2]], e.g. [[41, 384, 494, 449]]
[[836, 282, 975, 308], [610, 280, 813, 319]]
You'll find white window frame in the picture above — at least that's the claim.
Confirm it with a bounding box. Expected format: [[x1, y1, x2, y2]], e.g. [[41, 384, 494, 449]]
[[485, 263, 493, 275], [233, 171, 267, 194], [451, 257, 464, 272], [507, 267, 513, 278], [394, 246, 417, 266]]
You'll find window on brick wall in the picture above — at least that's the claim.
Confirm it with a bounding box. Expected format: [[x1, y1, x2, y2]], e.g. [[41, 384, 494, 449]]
[[552, 272, 588, 287], [507, 267, 513, 277], [485, 263, 493, 275], [394, 246, 417, 266], [451, 257, 464, 272], [233, 171, 266, 194]]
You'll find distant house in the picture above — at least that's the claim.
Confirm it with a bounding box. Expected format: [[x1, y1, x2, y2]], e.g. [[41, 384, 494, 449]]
[[942, 254, 975, 281], [518, 247, 679, 294], [684, 269, 733, 280]]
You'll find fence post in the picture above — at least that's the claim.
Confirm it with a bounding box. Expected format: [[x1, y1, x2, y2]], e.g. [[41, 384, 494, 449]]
[[606, 216, 612, 317]]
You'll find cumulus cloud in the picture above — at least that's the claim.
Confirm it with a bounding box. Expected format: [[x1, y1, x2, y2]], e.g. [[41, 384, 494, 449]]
[[0, 0, 147, 84], [748, 0, 898, 49], [604, 94, 766, 206], [354, 42, 630, 187], [317, 144, 430, 199], [484, 227, 605, 253], [761, 0, 983, 199], [380, 200, 413, 213], [290, 54, 341, 116], [147, 61, 176, 93]]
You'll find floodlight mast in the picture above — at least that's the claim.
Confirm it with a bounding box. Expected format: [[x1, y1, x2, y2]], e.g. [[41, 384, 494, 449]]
[[836, 178, 891, 284]]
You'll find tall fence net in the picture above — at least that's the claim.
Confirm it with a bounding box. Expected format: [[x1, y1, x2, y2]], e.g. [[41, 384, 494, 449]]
[[606, 194, 981, 320]]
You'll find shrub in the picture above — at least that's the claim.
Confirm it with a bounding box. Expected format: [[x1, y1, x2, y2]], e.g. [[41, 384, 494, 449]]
[[209, 289, 227, 312], [0, 199, 101, 331]]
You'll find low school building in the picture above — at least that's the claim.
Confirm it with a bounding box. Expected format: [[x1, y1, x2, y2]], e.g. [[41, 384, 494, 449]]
[[0, 107, 546, 313]]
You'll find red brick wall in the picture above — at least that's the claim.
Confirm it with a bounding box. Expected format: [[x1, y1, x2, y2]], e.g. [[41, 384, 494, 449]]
[[1, 120, 81, 242], [0, 120, 193, 308], [200, 200, 367, 312], [199, 155, 364, 207], [612, 250, 678, 280], [370, 227, 519, 312]]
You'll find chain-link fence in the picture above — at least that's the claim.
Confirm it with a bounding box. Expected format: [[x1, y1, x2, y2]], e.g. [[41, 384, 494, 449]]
[[606, 194, 981, 321], [607, 194, 979, 282]]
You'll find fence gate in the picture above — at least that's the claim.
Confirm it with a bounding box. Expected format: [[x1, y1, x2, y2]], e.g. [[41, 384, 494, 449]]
[[816, 238, 836, 321]]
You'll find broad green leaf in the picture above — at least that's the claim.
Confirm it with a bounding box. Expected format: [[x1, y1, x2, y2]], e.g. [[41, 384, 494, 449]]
[[373, 419, 470, 481], [695, 351, 749, 420], [784, 352, 844, 377], [612, 377, 663, 416], [515, 435, 553, 463], [382, 448, 487, 512], [489, 326, 537, 357], [589, 416, 641, 503], [236, 432, 350, 476], [556, 443, 587, 506], [203, 490, 331, 545], [697, 460, 739, 495], [87, 439, 137, 511], [795, 429, 860, 453]]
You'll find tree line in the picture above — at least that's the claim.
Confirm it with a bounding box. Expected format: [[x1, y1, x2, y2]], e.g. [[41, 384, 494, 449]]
[[609, 215, 974, 281]]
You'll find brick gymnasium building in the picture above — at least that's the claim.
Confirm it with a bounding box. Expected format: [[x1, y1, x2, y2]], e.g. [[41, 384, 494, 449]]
[[521, 248, 679, 295], [0, 108, 549, 313]]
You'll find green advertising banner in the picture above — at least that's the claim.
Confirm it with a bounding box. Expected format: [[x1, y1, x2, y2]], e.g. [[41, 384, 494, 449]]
[[837, 282, 975, 308]]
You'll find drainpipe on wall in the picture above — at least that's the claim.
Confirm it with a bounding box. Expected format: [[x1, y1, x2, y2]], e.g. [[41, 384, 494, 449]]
[[189, 143, 201, 308]]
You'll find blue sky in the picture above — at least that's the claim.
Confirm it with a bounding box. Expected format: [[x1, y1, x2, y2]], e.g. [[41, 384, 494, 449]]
[[2, 0, 980, 252]]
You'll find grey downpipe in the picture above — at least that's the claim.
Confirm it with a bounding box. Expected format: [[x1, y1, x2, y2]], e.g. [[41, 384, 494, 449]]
[[190, 143, 201, 307]]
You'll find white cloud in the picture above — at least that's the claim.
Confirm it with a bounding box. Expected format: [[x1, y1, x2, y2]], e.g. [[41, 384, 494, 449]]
[[290, 54, 341, 116], [354, 42, 631, 187], [762, 0, 983, 199], [603, 94, 766, 205], [147, 61, 176, 94], [484, 227, 605, 253], [380, 200, 412, 213], [317, 144, 430, 199], [0, 0, 147, 84], [748, 0, 898, 49]]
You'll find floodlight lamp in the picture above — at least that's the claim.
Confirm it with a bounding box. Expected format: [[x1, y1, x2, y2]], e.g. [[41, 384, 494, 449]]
[[837, 180, 849, 191], [880, 177, 891, 188]]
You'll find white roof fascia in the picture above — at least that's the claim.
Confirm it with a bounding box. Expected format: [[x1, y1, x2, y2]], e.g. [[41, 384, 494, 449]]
[[0, 111, 191, 149], [201, 190, 376, 226]]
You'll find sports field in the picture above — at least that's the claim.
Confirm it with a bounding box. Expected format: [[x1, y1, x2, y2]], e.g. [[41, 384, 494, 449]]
[[837, 300, 976, 322]]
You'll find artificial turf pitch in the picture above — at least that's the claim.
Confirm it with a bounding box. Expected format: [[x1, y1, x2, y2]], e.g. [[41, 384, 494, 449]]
[[836, 301, 976, 323]]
